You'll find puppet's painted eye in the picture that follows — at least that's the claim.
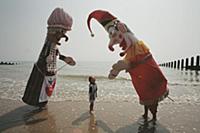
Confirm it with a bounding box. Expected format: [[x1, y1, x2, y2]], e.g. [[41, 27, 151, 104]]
[[109, 30, 116, 38], [62, 29, 67, 34], [109, 31, 112, 36], [108, 26, 115, 36]]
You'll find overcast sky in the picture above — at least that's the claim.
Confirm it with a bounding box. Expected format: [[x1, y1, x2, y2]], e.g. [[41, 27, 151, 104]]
[[0, 0, 199, 63]]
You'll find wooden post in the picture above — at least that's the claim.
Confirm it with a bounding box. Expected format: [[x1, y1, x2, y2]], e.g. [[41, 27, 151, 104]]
[[177, 60, 180, 69], [185, 58, 189, 70], [174, 61, 176, 69], [196, 55, 200, 67], [181, 59, 184, 70], [171, 61, 173, 68], [190, 57, 194, 69]]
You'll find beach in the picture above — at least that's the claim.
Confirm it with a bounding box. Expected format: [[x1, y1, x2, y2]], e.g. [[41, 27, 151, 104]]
[[0, 98, 200, 133], [0, 61, 200, 132], [1, 0, 200, 132]]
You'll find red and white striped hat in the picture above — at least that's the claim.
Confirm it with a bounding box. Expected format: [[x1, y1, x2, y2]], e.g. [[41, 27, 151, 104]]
[[87, 10, 117, 37]]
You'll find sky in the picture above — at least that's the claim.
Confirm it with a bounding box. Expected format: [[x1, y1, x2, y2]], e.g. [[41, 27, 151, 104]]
[[0, 0, 200, 63]]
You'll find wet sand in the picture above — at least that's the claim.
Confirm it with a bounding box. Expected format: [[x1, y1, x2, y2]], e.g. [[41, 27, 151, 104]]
[[0, 98, 200, 133]]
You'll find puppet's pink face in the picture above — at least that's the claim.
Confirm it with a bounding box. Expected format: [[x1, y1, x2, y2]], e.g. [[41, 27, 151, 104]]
[[56, 30, 69, 43], [108, 27, 126, 51]]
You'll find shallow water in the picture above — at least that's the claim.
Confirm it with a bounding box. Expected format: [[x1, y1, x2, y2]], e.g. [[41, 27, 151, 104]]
[[0, 61, 200, 104]]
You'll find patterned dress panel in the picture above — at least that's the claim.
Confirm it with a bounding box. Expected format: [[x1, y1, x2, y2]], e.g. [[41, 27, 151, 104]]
[[46, 44, 58, 73]]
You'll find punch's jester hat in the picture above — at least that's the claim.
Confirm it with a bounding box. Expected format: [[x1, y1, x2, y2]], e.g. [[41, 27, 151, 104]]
[[87, 10, 117, 37], [47, 8, 73, 34]]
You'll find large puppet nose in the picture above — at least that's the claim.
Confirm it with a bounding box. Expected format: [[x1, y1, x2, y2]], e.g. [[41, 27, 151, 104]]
[[108, 45, 114, 51], [64, 35, 69, 42], [108, 38, 115, 51]]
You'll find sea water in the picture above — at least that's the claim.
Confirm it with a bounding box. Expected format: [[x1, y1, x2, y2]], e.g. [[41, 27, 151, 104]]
[[0, 61, 200, 105]]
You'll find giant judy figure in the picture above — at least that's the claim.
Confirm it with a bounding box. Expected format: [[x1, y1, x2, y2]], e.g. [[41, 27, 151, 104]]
[[22, 8, 76, 109], [87, 10, 169, 121]]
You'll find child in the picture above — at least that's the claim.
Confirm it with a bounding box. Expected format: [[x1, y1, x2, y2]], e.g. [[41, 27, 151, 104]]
[[88, 76, 98, 114]]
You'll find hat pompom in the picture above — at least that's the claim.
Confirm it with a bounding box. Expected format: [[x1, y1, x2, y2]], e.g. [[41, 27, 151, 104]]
[[91, 33, 94, 37]]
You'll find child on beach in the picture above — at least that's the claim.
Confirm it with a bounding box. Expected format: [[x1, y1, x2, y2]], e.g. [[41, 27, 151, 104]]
[[88, 76, 98, 114]]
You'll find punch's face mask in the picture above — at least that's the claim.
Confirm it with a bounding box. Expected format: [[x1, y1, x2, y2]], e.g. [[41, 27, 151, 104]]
[[108, 26, 123, 50], [87, 10, 133, 57], [107, 22, 131, 57]]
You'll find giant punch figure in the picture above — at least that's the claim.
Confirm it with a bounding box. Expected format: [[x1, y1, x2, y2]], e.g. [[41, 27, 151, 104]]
[[87, 10, 169, 121]]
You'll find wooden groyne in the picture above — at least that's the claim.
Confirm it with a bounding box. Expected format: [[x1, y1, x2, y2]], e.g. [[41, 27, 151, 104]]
[[0, 61, 18, 65], [159, 55, 200, 71]]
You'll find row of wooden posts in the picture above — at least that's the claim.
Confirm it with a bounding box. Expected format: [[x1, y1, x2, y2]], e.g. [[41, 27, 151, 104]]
[[159, 55, 200, 71], [0, 61, 18, 65]]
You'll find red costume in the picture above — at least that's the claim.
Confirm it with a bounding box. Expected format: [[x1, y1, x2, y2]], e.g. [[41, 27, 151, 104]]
[[87, 10, 169, 120]]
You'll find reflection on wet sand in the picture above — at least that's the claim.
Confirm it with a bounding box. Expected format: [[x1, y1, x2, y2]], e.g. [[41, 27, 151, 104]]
[[72, 112, 169, 133], [24, 108, 47, 125], [72, 112, 99, 133], [72, 112, 90, 126], [0, 105, 34, 131], [182, 70, 200, 82], [0, 105, 57, 133], [25, 108, 57, 133], [88, 114, 98, 133], [97, 117, 170, 133]]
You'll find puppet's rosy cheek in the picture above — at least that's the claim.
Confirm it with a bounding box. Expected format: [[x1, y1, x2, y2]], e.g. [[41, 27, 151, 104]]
[[114, 39, 119, 44], [117, 34, 123, 43]]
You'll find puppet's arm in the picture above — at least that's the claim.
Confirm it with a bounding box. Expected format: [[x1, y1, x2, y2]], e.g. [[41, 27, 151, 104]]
[[59, 54, 76, 66], [57, 50, 76, 66], [57, 49, 76, 66], [108, 60, 130, 79]]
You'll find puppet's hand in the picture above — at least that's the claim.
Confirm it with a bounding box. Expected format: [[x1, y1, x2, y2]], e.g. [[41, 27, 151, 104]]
[[108, 69, 120, 79], [108, 60, 129, 79], [64, 57, 76, 66]]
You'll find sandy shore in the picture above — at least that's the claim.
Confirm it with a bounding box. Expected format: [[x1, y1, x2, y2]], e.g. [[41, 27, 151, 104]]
[[0, 98, 200, 133]]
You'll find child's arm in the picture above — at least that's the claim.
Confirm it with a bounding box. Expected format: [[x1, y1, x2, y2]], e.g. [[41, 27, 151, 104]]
[[89, 85, 92, 94], [96, 86, 98, 97]]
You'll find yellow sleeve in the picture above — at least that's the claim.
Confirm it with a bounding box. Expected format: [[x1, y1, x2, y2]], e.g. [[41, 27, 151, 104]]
[[124, 40, 150, 62]]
